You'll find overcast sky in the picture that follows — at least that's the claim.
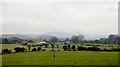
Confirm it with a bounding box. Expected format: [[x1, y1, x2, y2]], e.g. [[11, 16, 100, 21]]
[[0, 0, 119, 35]]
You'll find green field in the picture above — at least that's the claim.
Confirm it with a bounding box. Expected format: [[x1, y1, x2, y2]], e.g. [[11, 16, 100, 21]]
[[0, 44, 119, 65], [2, 51, 119, 65]]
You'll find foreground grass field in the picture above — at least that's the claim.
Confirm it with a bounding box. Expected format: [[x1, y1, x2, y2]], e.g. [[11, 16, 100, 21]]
[[2, 51, 119, 65]]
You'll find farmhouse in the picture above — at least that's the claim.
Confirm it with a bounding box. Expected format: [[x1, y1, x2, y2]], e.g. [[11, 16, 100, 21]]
[[28, 41, 49, 47]]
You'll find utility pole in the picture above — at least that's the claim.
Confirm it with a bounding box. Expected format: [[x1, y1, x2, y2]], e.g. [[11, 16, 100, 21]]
[[51, 40, 55, 59]]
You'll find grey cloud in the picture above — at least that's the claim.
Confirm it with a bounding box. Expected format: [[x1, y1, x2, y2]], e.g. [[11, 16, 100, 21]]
[[1, 1, 118, 35]]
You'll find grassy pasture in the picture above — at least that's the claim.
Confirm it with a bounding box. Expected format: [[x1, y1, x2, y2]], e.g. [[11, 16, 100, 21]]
[[2, 51, 119, 65], [0, 44, 119, 65]]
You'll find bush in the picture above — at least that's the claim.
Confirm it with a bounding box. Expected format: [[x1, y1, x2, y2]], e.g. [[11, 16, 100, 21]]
[[77, 46, 87, 51], [14, 47, 20, 52], [2, 49, 11, 55], [67, 45, 71, 50], [52, 49, 54, 51], [14, 47, 27, 53], [37, 47, 41, 51], [32, 47, 37, 51], [72, 45, 76, 49], [21, 47, 27, 52], [63, 46, 67, 51], [21, 42, 27, 45]]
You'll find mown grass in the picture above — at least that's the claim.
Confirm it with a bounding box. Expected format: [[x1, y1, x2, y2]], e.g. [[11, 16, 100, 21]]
[[2, 51, 118, 65], [0, 56, 1, 66]]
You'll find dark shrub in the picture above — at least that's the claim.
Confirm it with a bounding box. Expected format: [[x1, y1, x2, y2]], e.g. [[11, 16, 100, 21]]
[[52, 49, 54, 51], [63, 46, 67, 51], [67, 45, 71, 49], [77, 46, 81, 50], [2, 49, 11, 55], [14, 47, 27, 53], [32, 47, 37, 51], [37, 47, 41, 51], [103, 48, 107, 51], [72, 45, 76, 49], [82, 47, 87, 50], [21, 47, 27, 52], [71, 45, 76, 51], [77, 46, 87, 51], [21, 42, 27, 45], [87, 47, 92, 51], [14, 47, 20, 52]]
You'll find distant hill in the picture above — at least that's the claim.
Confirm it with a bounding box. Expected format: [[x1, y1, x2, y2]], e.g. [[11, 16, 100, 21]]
[[0, 34, 31, 39], [0, 34, 53, 40], [0, 32, 109, 40]]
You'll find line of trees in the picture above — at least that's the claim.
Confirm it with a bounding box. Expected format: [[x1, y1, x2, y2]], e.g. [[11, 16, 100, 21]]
[[70, 34, 120, 45], [1, 37, 23, 44], [1, 34, 120, 45], [71, 35, 84, 44], [1, 37, 34, 44], [63, 45, 120, 51], [99, 34, 120, 44]]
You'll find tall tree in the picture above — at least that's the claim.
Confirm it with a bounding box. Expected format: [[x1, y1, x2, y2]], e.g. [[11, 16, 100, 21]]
[[71, 35, 79, 44], [2, 38, 8, 44], [78, 35, 84, 43]]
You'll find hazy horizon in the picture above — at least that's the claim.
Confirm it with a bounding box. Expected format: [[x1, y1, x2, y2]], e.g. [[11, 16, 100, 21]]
[[0, 0, 118, 36]]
